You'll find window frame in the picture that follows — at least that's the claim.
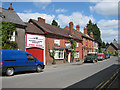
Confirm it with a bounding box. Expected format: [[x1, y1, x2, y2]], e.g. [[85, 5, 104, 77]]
[[54, 50, 64, 59]]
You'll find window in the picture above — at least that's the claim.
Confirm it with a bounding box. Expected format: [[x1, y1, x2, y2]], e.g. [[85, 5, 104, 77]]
[[74, 52, 79, 58], [27, 54, 34, 61], [54, 50, 64, 59], [54, 39, 60, 46], [76, 42, 79, 47], [9, 31, 15, 41]]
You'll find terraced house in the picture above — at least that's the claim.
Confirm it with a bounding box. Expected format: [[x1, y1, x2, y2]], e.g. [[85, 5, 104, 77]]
[[1, 3, 99, 65]]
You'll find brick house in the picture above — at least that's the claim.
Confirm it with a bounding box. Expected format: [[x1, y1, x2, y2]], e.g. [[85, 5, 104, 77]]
[[65, 24, 96, 59], [0, 4, 26, 50], [25, 17, 82, 65]]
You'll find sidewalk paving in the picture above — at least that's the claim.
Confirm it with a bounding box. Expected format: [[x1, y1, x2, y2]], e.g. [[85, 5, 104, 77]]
[[45, 59, 84, 69]]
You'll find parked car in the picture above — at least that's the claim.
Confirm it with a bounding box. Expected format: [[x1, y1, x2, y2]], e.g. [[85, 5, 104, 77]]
[[104, 53, 108, 59], [97, 53, 105, 60], [0, 49, 45, 76], [84, 52, 98, 63], [107, 53, 111, 58]]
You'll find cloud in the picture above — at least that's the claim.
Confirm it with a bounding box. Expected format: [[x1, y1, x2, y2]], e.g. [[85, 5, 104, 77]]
[[89, 0, 119, 16], [57, 12, 95, 28], [56, 9, 67, 13], [17, 12, 55, 24], [23, 10, 32, 13], [98, 19, 118, 43], [33, 0, 51, 9]]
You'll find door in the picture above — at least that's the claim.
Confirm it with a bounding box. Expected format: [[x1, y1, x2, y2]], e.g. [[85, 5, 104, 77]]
[[68, 53, 71, 63], [26, 48, 44, 63], [25, 54, 36, 70]]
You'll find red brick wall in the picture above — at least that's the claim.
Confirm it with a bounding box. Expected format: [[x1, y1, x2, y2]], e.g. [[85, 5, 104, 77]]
[[45, 35, 68, 65]]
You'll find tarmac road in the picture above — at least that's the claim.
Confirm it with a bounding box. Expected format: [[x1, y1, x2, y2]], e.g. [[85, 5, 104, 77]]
[[1, 56, 119, 89]]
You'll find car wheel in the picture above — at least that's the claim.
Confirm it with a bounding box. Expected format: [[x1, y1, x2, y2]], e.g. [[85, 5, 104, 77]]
[[93, 60, 96, 63], [6, 68, 14, 76], [36, 65, 43, 72]]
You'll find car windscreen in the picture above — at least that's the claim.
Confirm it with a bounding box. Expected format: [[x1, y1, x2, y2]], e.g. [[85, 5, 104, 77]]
[[98, 55, 103, 57], [87, 54, 95, 56]]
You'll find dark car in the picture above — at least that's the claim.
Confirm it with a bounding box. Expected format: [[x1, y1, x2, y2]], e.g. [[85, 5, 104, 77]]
[[84, 52, 98, 63]]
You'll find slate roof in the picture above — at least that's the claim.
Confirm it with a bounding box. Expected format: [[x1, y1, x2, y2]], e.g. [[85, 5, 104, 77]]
[[25, 23, 44, 34], [0, 8, 26, 26], [29, 19, 82, 41], [73, 29, 94, 40], [110, 40, 118, 50]]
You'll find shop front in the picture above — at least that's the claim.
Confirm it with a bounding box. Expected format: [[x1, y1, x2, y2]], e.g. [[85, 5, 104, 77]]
[[26, 34, 45, 65]]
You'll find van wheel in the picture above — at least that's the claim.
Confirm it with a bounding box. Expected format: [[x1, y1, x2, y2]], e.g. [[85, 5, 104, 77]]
[[36, 65, 43, 72], [6, 68, 14, 76]]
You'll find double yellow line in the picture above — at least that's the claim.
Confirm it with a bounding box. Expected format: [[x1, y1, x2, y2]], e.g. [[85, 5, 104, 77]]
[[94, 68, 120, 90]]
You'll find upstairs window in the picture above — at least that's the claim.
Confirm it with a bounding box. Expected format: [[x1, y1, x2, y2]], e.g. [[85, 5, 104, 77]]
[[76, 42, 79, 47], [54, 39, 60, 46]]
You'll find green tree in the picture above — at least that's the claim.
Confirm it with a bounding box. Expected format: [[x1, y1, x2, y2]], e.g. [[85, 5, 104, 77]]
[[87, 20, 102, 52], [106, 42, 109, 47], [51, 20, 60, 27], [0, 21, 17, 49], [102, 41, 106, 48]]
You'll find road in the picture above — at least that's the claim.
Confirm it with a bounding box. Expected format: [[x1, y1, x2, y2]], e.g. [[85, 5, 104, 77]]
[[1, 56, 120, 89]]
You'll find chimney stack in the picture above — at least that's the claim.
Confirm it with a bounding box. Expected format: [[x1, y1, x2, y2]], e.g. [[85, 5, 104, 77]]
[[38, 17, 45, 23], [64, 26, 69, 30], [84, 26, 87, 35], [76, 25, 80, 31], [90, 32, 93, 38], [69, 22, 73, 35], [8, 3, 14, 10]]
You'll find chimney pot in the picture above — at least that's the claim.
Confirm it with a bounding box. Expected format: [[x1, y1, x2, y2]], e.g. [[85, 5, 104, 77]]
[[8, 3, 14, 10], [84, 26, 87, 35], [76, 25, 80, 31], [38, 17, 45, 23], [69, 22, 74, 35]]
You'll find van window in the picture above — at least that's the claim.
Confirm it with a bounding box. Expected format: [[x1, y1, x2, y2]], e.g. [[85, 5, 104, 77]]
[[27, 54, 34, 61]]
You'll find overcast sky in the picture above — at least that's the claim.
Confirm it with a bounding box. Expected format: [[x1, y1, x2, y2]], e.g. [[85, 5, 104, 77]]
[[2, 0, 119, 43]]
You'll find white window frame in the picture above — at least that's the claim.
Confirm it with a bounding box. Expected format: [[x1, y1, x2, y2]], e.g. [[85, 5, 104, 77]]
[[74, 52, 79, 58], [9, 31, 15, 41], [76, 42, 79, 47], [54, 39, 60, 46], [54, 50, 64, 59]]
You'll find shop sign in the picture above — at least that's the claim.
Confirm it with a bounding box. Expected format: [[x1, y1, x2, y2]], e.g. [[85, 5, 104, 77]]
[[26, 34, 45, 49]]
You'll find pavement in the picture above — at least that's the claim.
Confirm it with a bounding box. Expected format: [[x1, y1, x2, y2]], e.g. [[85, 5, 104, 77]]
[[45, 59, 84, 69]]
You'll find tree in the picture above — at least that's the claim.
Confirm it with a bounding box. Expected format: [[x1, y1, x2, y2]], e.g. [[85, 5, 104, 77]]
[[106, 42, 109, 47], [102, 42, 106, 48], [87, 20, 102, 52], [51, 20, 60, 27], [0, 21, 17, 49]]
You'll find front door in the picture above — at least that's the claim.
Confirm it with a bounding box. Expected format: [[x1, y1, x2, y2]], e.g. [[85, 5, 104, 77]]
[[68, 53, 71, 63]]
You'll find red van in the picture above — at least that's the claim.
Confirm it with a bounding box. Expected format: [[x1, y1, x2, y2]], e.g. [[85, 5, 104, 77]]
[[97, 53, 105, 60]]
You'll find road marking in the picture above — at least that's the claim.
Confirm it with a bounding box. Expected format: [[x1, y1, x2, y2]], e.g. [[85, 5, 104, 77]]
[[100, 80, 110, 89], [95, 68, 120, 89], [94, 81, 104, 89]]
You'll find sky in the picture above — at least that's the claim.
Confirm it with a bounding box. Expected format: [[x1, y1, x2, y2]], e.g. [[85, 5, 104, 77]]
[[1, 0, 119, 43]]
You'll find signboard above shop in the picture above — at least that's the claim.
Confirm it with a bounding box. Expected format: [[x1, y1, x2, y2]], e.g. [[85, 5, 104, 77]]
[[26, 34, 45, 49]]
